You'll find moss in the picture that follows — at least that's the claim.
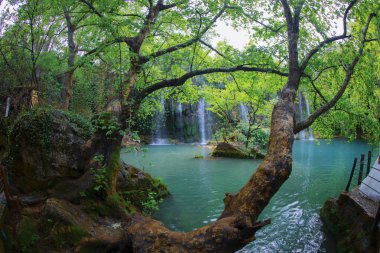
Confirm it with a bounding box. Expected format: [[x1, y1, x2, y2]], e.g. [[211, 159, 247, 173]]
[[11, 108, 54, 153], [64, 111, 93, 139], [320, 198, 341, 238], [320, 196, 375, 253], [15, 216, 40, 253], [51, 225, 88, 248], [11, 108, 93, 157]]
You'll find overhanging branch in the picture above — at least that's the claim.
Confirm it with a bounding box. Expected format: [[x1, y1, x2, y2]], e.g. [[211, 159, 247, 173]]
[[135, 65, 288, 102], [139, 0, 228, 64], [300, 0, 358, 70], [295, 12, 376, 133]]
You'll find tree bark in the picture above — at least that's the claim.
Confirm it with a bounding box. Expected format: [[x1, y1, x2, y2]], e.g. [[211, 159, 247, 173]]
[[62, 10, 77, 110]]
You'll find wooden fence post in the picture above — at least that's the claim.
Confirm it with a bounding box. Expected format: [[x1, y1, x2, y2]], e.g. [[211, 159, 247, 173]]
[[358, 154, 365, 186], [345, 157, 357, 192], [366, 151, 372, 176]]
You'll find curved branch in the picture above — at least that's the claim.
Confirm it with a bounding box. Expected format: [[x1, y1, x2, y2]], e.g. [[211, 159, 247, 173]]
[[139, 0, 227, 64], [199, 39, 233, 63], [135, 65, 288, 102], [226, 5, 285, 33], [304, 74, 328, 103], [300, 0, 358, 70], [295, 12, 376, 133], [80, 0, 103, 18]]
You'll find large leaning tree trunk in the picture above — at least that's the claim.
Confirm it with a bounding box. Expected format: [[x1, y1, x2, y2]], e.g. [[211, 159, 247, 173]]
[[77, 0, 376, 252]]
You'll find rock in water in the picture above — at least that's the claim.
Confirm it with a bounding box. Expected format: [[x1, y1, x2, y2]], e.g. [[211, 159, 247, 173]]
[[212, 142, 265, 159]]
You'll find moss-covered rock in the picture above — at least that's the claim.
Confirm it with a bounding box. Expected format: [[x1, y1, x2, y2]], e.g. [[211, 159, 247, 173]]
[[117, 162, 169, 211], [8, 108, 93, 193], [211, 142, 265, 159], [320, 190, 379, 253]]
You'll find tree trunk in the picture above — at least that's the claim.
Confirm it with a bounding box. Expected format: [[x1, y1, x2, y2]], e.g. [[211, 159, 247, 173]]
[[62, 10, 76, 111], [62, 70, 74, 110], [78, 87, 297, 253]]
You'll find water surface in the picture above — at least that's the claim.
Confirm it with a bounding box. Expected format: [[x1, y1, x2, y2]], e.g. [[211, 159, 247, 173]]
[[121, 139, 374, 252]]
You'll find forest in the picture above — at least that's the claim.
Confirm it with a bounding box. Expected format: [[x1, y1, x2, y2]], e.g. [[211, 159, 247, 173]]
[[0, 0, 379, 252]]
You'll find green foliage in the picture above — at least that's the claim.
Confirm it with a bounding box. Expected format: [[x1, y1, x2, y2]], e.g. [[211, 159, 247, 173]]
[[51, 225, 88, 248], [14, 216, 40, 253], [93, 112, 124, 137], [194, 154, 204, 159], [91, 166, 108, 193], [64, 111, 94, 139], [11, 108, 93, 155], [141, 192, 163, 215], [11, 108, 54, 152], [237, 123, 269, 150]]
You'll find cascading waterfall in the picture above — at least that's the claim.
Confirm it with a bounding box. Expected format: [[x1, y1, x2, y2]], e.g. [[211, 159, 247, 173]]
[[198, 98, 207, 145], [151, 98, 169, 145], [239, 103, 249, 122], [5, 97, 11, 117]]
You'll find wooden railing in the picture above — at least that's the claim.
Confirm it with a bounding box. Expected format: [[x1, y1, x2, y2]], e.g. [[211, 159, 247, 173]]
[[345, 151, 374, 192]]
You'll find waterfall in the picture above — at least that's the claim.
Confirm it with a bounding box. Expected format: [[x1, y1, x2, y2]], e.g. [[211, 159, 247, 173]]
[[297, 92, 314, 140], [177, 102, 184, 142], [5, 97, 11, 117], [239, 103, 249, 122], [151, 98, 169, 145], [198, 98, 207, 145], [304, 95, 314, 140]]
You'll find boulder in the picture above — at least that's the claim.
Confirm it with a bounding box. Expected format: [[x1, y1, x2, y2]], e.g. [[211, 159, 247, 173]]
[[8, 108, 93, 193], [117, 162, 170, 210], [211, 142, 265, 159], [320, 190, 380, 253]]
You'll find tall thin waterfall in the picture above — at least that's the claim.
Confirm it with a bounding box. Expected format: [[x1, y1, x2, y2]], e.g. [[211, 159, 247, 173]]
[[177, 102, 184, 142], [239, 103, 249, 121], [198, 98, 207, 145], [297, 92, 314, 140], [151, 98, 169, 145], [5, 97, 11, 117]]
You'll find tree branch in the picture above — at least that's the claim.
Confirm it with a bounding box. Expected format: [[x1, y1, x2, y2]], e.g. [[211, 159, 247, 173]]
[[139, 0, 227, 64], [80, 0, 103, 18], [304, 74, 328, 103], [226, 5, 285, 33], [295, 12, 376, 133], [135, 65, 288, 102], [200, 39, 235, 63], [300, 0, 358, 70]]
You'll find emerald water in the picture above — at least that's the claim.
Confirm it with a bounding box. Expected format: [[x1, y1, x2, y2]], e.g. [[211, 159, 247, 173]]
[[121, 139, 373, 252]]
